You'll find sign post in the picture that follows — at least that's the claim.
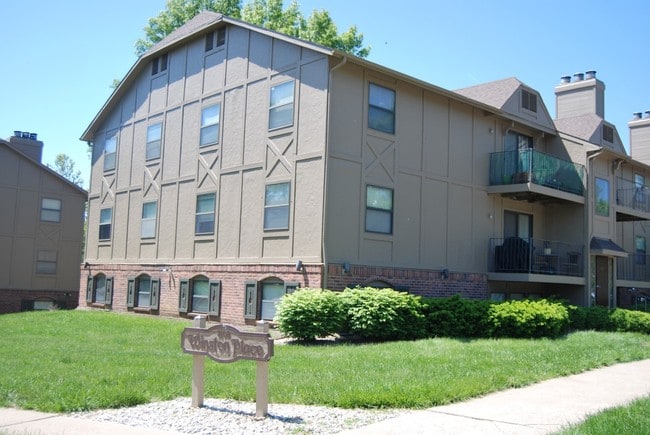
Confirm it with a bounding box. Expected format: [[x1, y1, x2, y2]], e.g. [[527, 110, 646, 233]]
[[181, 319, 274, 417]]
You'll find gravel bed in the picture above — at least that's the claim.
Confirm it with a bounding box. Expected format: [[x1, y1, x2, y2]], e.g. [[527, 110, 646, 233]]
[[72, 397, 403, 434]]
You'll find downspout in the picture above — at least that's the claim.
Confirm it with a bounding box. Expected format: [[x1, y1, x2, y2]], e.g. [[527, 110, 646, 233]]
[[585, 148, 605, 306], [321, 55, 348, 290]]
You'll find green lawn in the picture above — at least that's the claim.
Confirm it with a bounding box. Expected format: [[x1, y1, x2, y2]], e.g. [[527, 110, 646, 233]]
[[1, 310, 649, 412], [557, 396, 650, 435]]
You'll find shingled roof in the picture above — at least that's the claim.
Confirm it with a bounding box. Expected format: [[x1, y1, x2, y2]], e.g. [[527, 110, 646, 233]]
[[455, 77, 523, 110]]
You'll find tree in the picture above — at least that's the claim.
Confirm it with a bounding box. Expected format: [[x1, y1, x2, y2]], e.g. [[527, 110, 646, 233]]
[[50, 153, 84, 187], [135, 0, 370, 58]]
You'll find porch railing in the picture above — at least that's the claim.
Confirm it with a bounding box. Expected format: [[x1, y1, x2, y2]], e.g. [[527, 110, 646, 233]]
[[616, 177, 650, 213], [617, 253, 650, 281], [489, 237, 584, 277], [489, 150, 585, 196]]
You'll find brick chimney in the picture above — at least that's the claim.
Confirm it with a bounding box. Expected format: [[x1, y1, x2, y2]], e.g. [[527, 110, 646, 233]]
[[629, 111, 650, 165], [9, 131, 43, 162], [555, 70, 605, 119]]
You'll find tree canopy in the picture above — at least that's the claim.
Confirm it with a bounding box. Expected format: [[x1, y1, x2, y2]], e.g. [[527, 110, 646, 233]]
[[135, 0, 370, 58], [49, 154, 84, 187]]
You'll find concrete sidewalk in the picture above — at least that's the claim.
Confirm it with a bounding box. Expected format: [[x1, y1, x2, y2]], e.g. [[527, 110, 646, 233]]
[[341, 359, 650, 434], [1, 359, 649, 435]]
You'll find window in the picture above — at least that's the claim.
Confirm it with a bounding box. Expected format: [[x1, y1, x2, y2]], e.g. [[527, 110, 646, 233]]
[[99, 208, 113, 240], [127, 275, 160, 310], [86, 274, 113, 305], [244, 280, 298, 320], [200, 104, 220, 146], [602, 125, 614, 143], [36, 250, 57, 275], [151, 53, 168, 75], [264, 182, 290, 230], [104, 132, 117, 171], [595, 178, 610, 216], [365, 185, 393, 234], [141, 201, 157, 239], [178, 277, 221, 315], [41, 198, 61, 222], [504, 210, 532, 239], [521, 90, 537, 113], [205, 28, 226, 51], [195, 193, 216, 235], [146, 123, 162, 160], [368, 83, 396, 134], [636, 236, 646, 265], [269, 80, 295, 130]]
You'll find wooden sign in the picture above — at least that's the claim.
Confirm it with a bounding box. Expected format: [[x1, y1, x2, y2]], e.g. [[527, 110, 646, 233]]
[[182, 323, 274, 363]]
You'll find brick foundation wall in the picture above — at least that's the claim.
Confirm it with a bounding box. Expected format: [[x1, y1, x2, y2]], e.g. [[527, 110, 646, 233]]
[[0, 289, 79, 314], [326, 263, 488, 299], [79, 263, 324, 325], [78, 262, 488, 325]]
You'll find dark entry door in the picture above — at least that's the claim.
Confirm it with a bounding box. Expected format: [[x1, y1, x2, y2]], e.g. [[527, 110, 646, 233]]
[[595, 256, 609, 307]]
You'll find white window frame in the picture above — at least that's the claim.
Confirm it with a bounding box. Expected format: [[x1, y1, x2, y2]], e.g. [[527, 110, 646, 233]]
[[200, 104, 221, 147], [365, 185, 393, 234], [264, 182, 290, 231], [103, 132, 117, 171], [146, 123, 162, 160], [195, 193, 216, 235], [368, 83, 396, 134], [99, 208, 113, 241], [141, 201, 157, 239], [41, 198, 61, 222], [268, 80, 295, 130]]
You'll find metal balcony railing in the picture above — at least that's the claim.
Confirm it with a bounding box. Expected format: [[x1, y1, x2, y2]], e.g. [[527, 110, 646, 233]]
[[617, 253, 650, 282], [616, 177, 650, 213], [489, 150, 585, 196], [489, 237, 584, 277]]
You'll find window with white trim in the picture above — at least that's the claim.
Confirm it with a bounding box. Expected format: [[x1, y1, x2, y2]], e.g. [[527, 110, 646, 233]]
[[368, 83, 396, 134], [269, 80, 295, 130], [104, 132, 117, 171], [200, 104, 220, 147], [264, 182, 290, 230], [365, 185, 393, 234], [99, 208, 112, 240], [195, 193, 216, 235], [141, 201, 157, 239], [41, 198, 61, 222], [146, 123, 162, 160]]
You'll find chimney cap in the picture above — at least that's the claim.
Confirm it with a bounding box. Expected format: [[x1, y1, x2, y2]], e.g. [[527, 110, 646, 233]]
[[573, 72, 584, 82], [585, 70, 597, 79], [560, 75, 571, 84], [644, 111, 650, 119], [633, 112, 643, 120]]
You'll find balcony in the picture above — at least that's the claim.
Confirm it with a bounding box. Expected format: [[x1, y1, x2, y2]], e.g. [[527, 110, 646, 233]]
[[617, 253, 650, 283], [489, 237, 584, 278], [615, 177, 650, 221], [488, 150, 585, 203]]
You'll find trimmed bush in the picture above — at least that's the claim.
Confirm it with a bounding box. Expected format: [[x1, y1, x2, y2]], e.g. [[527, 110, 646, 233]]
[[422, 295, 491, 338], [610, 308, 650, 334], [488, 299, 570, 338], [275, 289, 345, 341], [340, 287, 427, 341], [568, 306, 615, 331]]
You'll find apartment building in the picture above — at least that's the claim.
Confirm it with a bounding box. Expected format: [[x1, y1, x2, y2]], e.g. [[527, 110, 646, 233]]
[[80, 11, 650, 324], [0, 133, 87, 313]]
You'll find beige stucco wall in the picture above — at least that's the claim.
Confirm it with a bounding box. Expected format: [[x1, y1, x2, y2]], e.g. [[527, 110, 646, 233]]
[[85, 25, 328, 265], [0, 145, 85, 291]]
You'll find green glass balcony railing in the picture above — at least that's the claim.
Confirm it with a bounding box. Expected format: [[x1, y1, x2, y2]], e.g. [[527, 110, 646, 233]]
[[489, 150, 585, 196]]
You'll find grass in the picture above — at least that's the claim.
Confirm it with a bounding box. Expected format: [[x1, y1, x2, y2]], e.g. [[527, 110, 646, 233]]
[[557, 396, 650, 435], [1, 310, 649, 412]]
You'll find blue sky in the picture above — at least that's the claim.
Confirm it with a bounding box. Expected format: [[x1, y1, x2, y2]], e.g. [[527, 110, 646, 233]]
[[2, 0, 648, 189]]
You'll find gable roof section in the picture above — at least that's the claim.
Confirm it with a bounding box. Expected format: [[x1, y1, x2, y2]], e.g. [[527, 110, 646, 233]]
[[554, 114, 627, 155], [81, 12, 335, 142], [455, 77, 557, 134], [0, 139, 87, 196]]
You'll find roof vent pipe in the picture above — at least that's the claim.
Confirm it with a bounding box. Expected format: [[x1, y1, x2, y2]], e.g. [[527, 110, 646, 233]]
[[560, 75, 571, 84], [585, 70, 597, 79], [645, 111, 650, 119], [573, 73, 584, 82], [633, 112, 643, 120]]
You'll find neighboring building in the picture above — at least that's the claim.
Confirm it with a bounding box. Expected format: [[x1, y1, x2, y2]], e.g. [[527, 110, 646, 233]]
[[80, 12, 650, 325], [0, 132, 87, 313]]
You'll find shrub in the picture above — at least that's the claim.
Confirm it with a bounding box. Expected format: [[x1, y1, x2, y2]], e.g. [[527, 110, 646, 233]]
[[340, 287, 427, 341], [568, 306, 615, 331], [275, 289, 345, 341], [488, 299, 570, 338], [422, 295, 491, 338], [610, 308, 650, 334]]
